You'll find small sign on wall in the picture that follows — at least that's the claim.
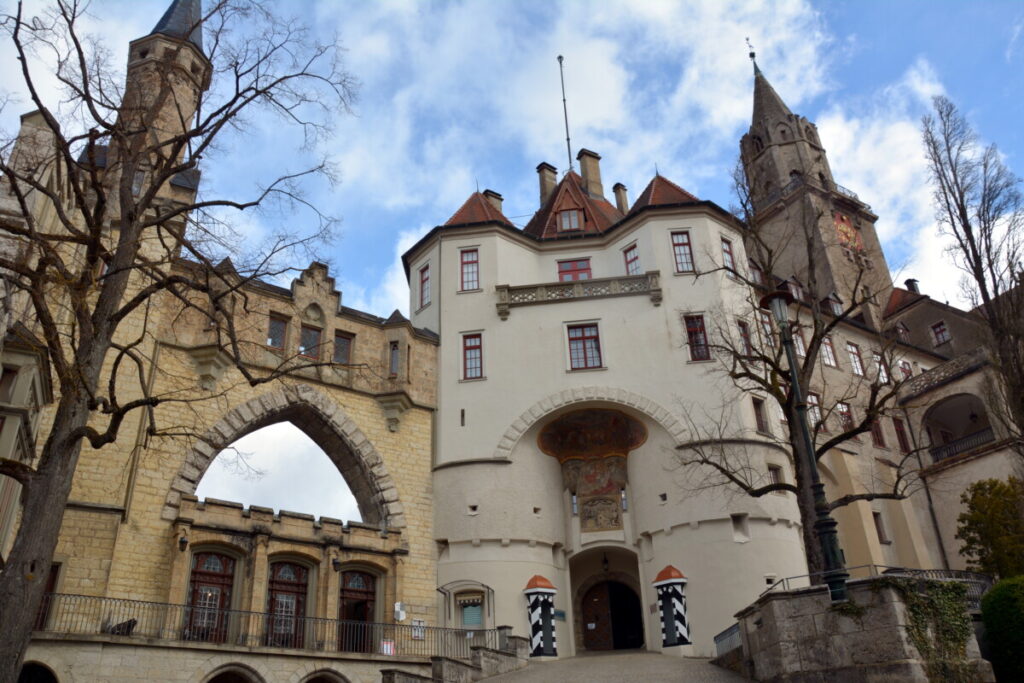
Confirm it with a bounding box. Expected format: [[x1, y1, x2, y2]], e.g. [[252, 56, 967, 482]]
[[587, 623, 596, 630], [554, 609, 566, 621]]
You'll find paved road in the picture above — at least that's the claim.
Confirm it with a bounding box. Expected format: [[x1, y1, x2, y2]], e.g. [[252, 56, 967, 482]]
[[488, 651, 745, 682]]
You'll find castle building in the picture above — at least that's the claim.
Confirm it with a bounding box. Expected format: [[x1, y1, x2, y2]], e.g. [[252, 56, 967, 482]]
[[1, 1, 1019, 680]]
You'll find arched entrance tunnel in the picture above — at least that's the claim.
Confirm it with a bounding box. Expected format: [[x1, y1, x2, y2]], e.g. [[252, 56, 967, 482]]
[[571, 547, 646, 651]]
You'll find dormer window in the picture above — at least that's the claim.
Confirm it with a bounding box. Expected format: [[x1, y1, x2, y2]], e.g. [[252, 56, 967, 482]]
[[559, 209, 581, 231], [895, 323, 911, 343]]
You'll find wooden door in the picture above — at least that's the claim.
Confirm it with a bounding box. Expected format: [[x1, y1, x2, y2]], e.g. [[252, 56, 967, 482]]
[[266, 561, 308, 648], [339, 570, 376, 652], [185, 552, 234, 643], [581, 582, 613, 651]]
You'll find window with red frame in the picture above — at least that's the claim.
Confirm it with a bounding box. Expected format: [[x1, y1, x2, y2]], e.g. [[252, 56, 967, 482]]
[[760, 311, 775, 348], [333, 332, 353, 364], [752, 397, 770, 433], [721, 238, 736, 272], [463, 334, 482, 379], [847, 342, 865, 376], [558, 259, 592, 281], [623, 244, 640, 275], [419, 265, 431, 308], [837, 402, 855, 432], [898, 360, 913, 380], [822, 336, 838, 367], [892, 417, 911, 453], [671, 231, 694, 273], [749, 260, 764, 286], [299, 325, 321, 359], [807, 393, 823, 429], [870, 420, 887, 448], [931, 321, 951, 345], [738, 320, 753, 356], [792, 325, 806, 357], [685, 315, 710, 361], [895, 323, 911, 343], [460, 249, 479, 291], [873, 352, 890, 383], [267, 315, 288, 351], [567, 324, 602, 369]]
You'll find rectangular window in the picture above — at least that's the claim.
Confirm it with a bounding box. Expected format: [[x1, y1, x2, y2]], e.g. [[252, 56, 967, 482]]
[[721, 238, 736, 272], [931, 321, 951, 345], [461, 603, 483, 627], [822, 336, 837, 367], [623, 244, 640, 276], [749, 260, 764, 286], [460, 249, 479, 291], [559, 209, 581, 231], [896, 324, 911, 343], [684, 315, 710, 361], [807, 393, 823, 429], [568, 324, 602, 370], [389, 341, 400, 376], [792, 325, 806, 358], [753, 397, 770, 434], [873, 511, 890, 544], [333, 332, 353, 364], [873, 352, 890, 384], [893, 417, 911, 453], [463, 334, 482, 379], [767, 465, 783, 486], [837, 402, 854, 432], [558, 259, 592, 282], [788, 281, 804, 301], [738, 320, 753, 356], [871, 420, 887, 448], [847, 342, 864, 376], [267, 315, 288, 351], [671, 231, 694, 273], [760, 311, 775, 348], [299, 325, 321, 359], [898, 360, 913, 380], [419, 265, 431, 308]]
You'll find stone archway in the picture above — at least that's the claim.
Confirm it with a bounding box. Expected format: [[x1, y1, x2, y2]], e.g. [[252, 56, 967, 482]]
[[163, 384, 405, 528], [492, 386, 687, 461]]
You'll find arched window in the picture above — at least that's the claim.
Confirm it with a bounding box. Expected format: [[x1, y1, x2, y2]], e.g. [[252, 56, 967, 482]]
[[752, 135, 764, 153], [266, 561, 309, 648], [186, 551, 236, 643], [339, 570, 377, 653]]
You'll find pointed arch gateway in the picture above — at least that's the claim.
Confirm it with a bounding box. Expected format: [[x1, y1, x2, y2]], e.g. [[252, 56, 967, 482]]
[[162, 384, 404, 528]]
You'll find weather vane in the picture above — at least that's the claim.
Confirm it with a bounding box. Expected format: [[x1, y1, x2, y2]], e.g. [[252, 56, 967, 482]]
[[746, 37, 756, 62]]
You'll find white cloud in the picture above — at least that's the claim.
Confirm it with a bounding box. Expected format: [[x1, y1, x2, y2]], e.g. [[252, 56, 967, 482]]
[[341, 223, 433, 319], [195, 422, 362, 522]]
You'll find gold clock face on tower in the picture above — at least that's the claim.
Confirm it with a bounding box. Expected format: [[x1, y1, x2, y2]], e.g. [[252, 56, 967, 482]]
[[834, 211, 864, 251]]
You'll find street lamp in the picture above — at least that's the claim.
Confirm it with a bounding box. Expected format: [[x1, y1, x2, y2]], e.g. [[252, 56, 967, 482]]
[[760, 289, 849, 601]]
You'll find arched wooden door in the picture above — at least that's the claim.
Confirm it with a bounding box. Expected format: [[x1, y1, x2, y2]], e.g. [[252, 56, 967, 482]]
[[581, 581, 644, 651], [186, 552, 235, 643], [266, 561, 308, 648], [339, 570, 376, 652]]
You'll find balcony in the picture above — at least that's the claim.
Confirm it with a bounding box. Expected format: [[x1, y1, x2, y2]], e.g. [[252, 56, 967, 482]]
[[496, 271, 661, 320], [33, 593, 499, 660], [929, 427, 996, 463]]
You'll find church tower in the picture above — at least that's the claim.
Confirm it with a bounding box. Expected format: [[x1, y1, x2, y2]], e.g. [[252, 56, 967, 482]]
[[740, 58, 891, 328]]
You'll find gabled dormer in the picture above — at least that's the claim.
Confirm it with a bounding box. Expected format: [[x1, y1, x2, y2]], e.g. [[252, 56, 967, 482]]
[[523, 150, 623, 239]]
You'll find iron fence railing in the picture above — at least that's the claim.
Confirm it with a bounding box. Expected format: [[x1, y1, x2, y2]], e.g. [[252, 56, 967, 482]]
[[33, 593, 497, 660], [761, 564, 993, 610], [929, 427, 996, 463]]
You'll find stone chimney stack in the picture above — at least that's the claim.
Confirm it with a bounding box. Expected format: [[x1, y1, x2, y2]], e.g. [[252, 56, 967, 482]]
[[613, 182, 629, 214], [537, 162, 557, 206], [904, 278, 920, 294], [483, 189, 503, 213], [576, 149, 604, 198]]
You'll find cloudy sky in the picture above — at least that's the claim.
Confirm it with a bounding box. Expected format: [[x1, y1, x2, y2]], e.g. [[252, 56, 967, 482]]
[[2, 1, 1022, 520]]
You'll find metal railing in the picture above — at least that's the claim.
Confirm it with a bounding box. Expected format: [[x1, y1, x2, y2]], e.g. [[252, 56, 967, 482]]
[[495, 271, 661, 320], [761, 564, 993, 610], [929, 427, 996, 463], [33, 593, 498, 660], [713, 623, 742, 658]]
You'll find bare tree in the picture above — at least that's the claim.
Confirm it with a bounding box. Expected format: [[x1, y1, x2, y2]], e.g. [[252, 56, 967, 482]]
[[922, 95, 1024, 461], [0, 1, 356, 677], [676, 160, 926, 577]]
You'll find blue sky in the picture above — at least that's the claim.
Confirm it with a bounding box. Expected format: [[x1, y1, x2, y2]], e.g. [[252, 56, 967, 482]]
[[3, 0, 1023, 519]]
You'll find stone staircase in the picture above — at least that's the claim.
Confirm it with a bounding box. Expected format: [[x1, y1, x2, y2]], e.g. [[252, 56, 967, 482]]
[[381, 635, 531, 682]]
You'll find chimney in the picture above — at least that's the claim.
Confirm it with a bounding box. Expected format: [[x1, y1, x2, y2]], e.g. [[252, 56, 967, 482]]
[[483, 189, 503, 213], [576, 149, 604, 198], [904, 278, 920, 294], [613, 182, 629, 214], [537, 162, 557, 206]]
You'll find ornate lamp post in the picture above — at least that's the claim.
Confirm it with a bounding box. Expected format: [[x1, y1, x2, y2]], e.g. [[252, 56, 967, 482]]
[[760, 289, 849, 601]]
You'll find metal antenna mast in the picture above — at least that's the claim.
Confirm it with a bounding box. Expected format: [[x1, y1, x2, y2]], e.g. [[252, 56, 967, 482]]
[[557, 55, 573, 172]]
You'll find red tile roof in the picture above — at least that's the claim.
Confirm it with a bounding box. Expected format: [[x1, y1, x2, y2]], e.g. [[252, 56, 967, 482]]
[[630, 174, 700, 214], [444, 191, 512, 227], [523, 171, 623, 239], [654, 565, 686, 583], [883, 287, 927, 318]]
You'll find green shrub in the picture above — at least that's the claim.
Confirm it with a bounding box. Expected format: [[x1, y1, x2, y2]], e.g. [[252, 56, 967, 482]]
[[981, 576, 1024, 681]]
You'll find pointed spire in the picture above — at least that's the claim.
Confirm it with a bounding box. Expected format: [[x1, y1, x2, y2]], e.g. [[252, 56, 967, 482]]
[[150, 0, 204, 52], [751, 63, 793, 127]]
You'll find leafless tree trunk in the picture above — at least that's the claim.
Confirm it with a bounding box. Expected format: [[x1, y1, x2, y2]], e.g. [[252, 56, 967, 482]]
[[0, 1, 356, 678], [922, 95, 1024, 464]]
